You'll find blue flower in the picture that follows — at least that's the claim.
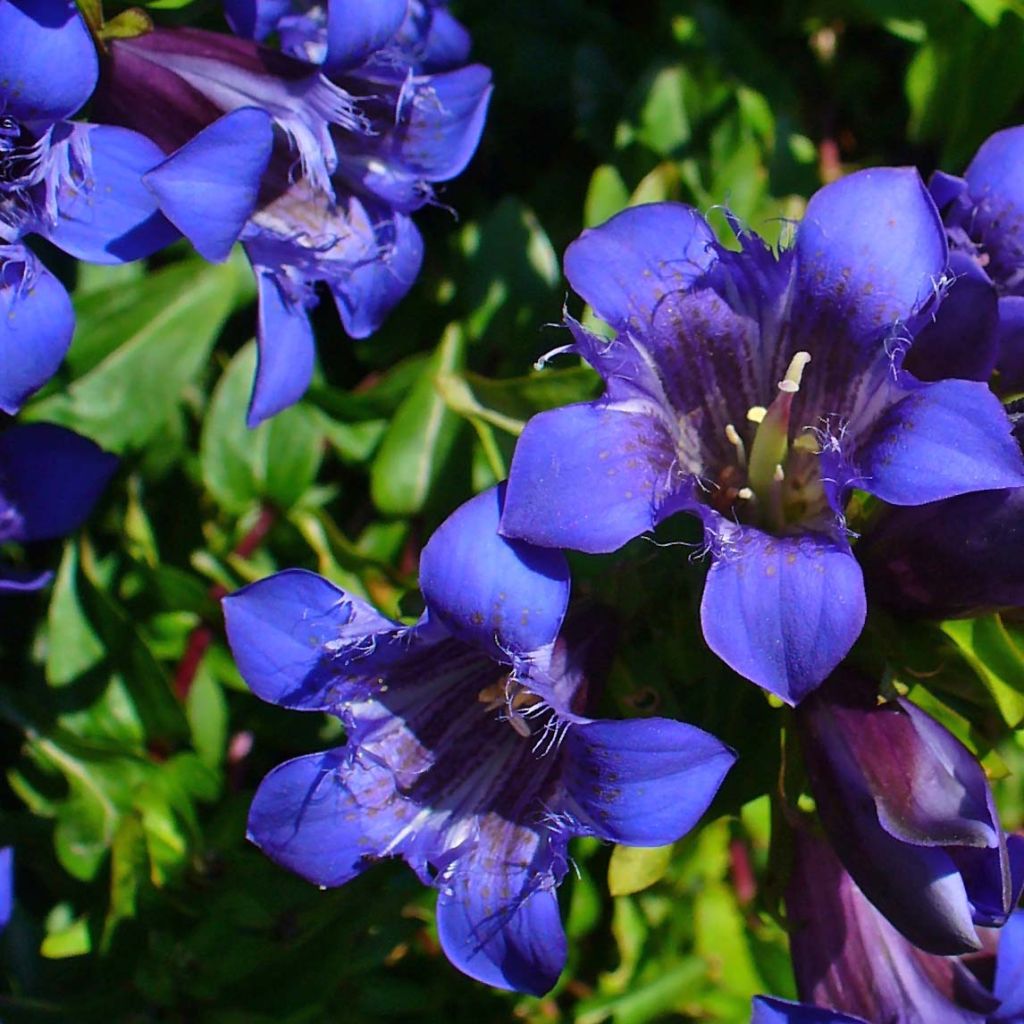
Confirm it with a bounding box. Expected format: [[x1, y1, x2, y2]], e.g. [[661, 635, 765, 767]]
[[797, 668, 1023, 956], [784, 826, 1024, 1024], [910, 125, 1024, 389], [0, 847, 11, 934], [499, 173, 1024, 705], [751, 996, 867, 1024], [0, 422, 117, 591], [223, 485, 735, 994], [0, 0, 180, 412], [97, 10, 491, 425]]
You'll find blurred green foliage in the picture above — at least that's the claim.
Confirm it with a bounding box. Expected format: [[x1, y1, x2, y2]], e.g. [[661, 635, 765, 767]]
[[4, 0, 1024, 1020]]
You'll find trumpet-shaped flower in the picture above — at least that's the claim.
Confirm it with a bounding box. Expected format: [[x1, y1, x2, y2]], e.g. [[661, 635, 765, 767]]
[[499, 173, 1024, 704], [96, 11, 491, 425], [797, 669, 1023, 956], [223, 485, 735, 994], [0, 0, 180, 412], [785, 826, 1024, 1024]]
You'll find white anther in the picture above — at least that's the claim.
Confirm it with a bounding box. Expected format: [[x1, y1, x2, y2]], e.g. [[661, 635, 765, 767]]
[[778, 351, 811, 393], [773, 463, 785, 483], [746, 405, 767, 424], [737, 486, 754, 500]]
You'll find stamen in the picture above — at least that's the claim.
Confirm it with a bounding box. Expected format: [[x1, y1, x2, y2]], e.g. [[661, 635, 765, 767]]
[[725, 422, 747, 468], [737, 486, 754, 501], [773, 463, 785, 482], [746, 406, 767, 424], [779, 351, 811, 394]]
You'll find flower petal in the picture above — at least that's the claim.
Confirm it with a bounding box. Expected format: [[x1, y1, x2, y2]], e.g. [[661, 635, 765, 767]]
[[700, 529, 866, 705], [222, 568, 399, 710], [42, 126, 180, 264], [563, 202, 717, 334], [794, 168, 946, 353], [0, 248, 74, 414], [904, 250, 999, 383], [436, 864, 566, 996], [501, 402, 679, 554], [994, 910, 1024, 1020], [859, 378, 1024, 505], [223, 0, 294, 41], [563, 718, 735, 845], [751, 996, 869, 1024], [0, 847, 12, 932], [0, 423, 116, 542], [143, 108, 273, 263], [419, 484, 570, 659], [0, 0, 97, 122], [995, 295, 1024, 393], [247, 748, 408, 886], [0, 568, 54, 593], [324, 0, 410, 72], [247, 268, 317, 427]]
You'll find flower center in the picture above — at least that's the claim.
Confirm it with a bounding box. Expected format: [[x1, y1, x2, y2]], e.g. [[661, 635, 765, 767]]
[[713, 351, 829, 533], [477, 677, 545, 739]]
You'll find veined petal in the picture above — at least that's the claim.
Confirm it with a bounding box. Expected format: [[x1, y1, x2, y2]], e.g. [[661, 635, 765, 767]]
[[0, 247, 73, 414], [794, 168, 947, 353], [563, 718, 735, 845], [994, 910, 1024, 1020], [419, 485, 570, 659], [700, 529, 866, 705], [42, 126, 179, 264], [222, 569, 400, 710], [904, 250, 999, 383], [0, 423, 116, 542], [751, 996, 869, 1024], [247, 267, 317, 426], [436, 849, 566, 996], [0, 0, 97, 123], [324, 0, 410, 72], [143, 108, 273, 263], [859, 378, 1024, 505], [563, 202, 717, 334], [247, 747, 409, 886], [500, 401, 680, 554]]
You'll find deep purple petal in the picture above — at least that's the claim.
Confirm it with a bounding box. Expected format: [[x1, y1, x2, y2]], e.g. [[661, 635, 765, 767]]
[[930, 170, 967, 213], [563, 202, 717, 334], [41, 126, 180, 264], [751, 996, 869, 1024], [0, 248, 74, 414], [329, 209, 423, 339], [0, 567, 54, 592], [563, 718, 735, 845], [324, 0, 409, 72], [143, 108, 273, 263], [0, 847, 12, 932], [700, 529, 866, 705], [247, 269, 317, 426], [247, 748, 408, 886], [0, 423, 116, 542], [904, 251, 999, 382], [964, 126, 1024, 291], [859, 378, 1024, 505], [419, 485, 569, 658], [223, 0, 294, 41], [995, 296, 1024, 393], [436, 868, 566, 996], [0, 0, 97, 122], [994, 910, 1024, 1020], [418, 8, 473, 70], [858, 486, 1024, 617], [222, 569, 399, 710], [501, 402, 679, 555]]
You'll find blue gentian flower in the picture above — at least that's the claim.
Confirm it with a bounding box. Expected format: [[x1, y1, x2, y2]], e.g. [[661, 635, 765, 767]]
[[0, 422, 117, 591], [797, 668, 1023, 956], [223, 485, 735, 994], [498, 173, 1024, 705], [97, 12, 491, 425], [0, 847, 11, 934], [0, 0, 180, 412], [786, 826, 1024, 1024], [909, 126, 1024, 389]]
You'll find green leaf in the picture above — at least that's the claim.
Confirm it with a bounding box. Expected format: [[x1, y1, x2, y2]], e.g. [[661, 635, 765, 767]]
[[370, 324, 468, 517], [585, 165, 630, 227], [26, 257, 242, 452], [45, 543, 105, 687], [200, 342, 326, 513], [186, 664, 229, 769], [102, 813, 148, 951], [942, 616, 1024, 728], [41, 913, 93, 959], [607, 843, 674, 896]]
